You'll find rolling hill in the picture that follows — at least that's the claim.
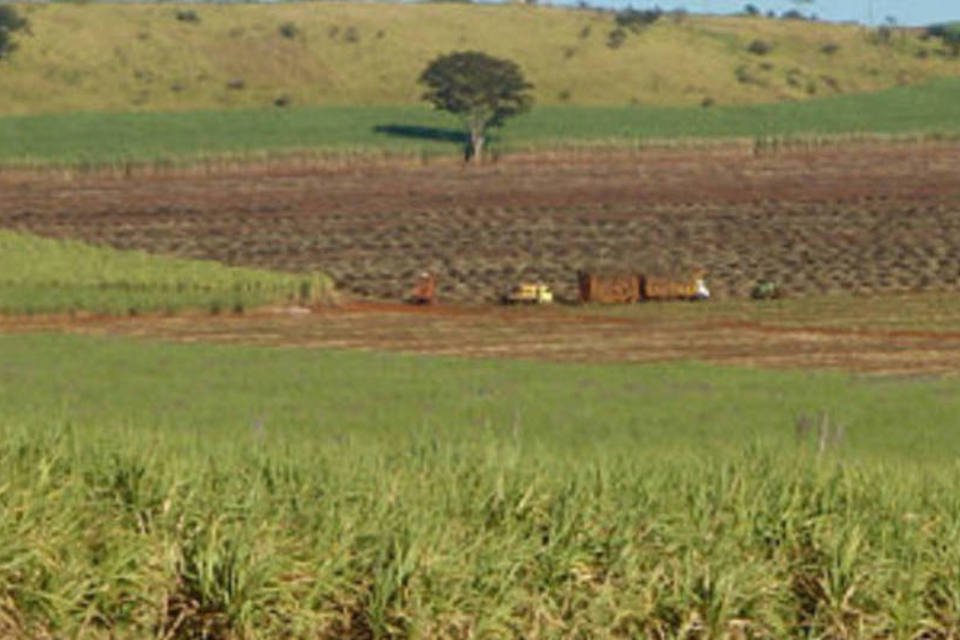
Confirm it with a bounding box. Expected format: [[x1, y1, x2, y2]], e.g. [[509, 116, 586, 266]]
[[1, 2, 958, 115]]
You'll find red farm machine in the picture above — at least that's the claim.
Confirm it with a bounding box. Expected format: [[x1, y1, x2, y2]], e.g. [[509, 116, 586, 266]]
[[408, 272, 437, 305]]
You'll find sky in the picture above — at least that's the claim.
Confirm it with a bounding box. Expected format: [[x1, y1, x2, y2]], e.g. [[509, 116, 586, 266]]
[[547, 0, 960, 26]]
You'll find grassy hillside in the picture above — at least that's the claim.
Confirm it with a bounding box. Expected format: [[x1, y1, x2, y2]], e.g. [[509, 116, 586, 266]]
[[4, 334, 960, 636], [2, 78, 959, 165], [0, 229, 331, 314], [1, 2, 958, 114]]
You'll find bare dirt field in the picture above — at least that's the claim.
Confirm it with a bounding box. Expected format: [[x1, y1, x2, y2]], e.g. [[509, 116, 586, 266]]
[[3, 142, 960, 303], [4, 142, 960, 374], [4, 293, 960, 376]]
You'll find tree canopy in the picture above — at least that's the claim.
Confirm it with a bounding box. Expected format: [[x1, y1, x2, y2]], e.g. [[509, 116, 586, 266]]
[[419, 50, 533, 161], [927, 22, 960, 56], [0, 6, 28, 60]]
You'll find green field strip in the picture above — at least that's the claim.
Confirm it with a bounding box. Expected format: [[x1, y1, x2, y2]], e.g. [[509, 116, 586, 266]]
[[1, 333, 960, 636], [1, 78, 959, 165], [0, 229, 331, 314], [2, 332, 958, 463]]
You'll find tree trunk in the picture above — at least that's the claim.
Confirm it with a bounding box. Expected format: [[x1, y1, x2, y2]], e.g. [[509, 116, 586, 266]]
[[469, 126, 486, 163]]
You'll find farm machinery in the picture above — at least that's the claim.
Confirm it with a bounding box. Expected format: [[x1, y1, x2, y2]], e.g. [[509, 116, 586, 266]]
[[406, 270, 709, 306], [502, 282, 554, 305], [577, 269, 710, 303], [408, 272, 437, 304]]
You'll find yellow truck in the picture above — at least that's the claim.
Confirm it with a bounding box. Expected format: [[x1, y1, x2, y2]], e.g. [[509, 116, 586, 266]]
[[503, 282, 554, 304]]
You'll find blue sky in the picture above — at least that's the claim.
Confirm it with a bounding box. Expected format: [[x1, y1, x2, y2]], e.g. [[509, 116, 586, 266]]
[[547, 0, 959, 26]]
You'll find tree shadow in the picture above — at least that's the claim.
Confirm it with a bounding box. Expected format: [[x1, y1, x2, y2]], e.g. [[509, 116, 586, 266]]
[[373, 124, 468, 147]]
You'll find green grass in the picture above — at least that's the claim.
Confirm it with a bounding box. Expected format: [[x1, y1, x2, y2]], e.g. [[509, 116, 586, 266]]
[[2, 77, 960, 166], [2, 3, 958, 115], [3, 333, 960, 636], [4, 333, 960, 462], [0, 229, 331, 314]]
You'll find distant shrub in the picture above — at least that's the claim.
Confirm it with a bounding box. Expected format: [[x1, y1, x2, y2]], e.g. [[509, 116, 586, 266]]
[[557, 89, 572, 102], [226, 78, 245, 91], [343, 26, 359, 43], [175, 9, 200, 24], [780, 9, 807, 20], [924, 23, 952, 38], [820, 42, 840, 55], [0, 6, 28, 32], [700, 96, 715, 108], [747, 39, 773, 55], [734, 65, 766, 86], [614, 7, 662, 32], [0, 6, 28, 59], [0, 29, 14, 59], [751, 280, 783, 300], [278, 22, 299, 39], [606, 27, 627, 49], [926, 22, 960, 56], [785, 68, 802, 87], [871, 25, 894, 45], [820, 74, 840, 91], [743, 4, 760, 16], [273, 95, 292, 108], [579, 25, 591, 39]]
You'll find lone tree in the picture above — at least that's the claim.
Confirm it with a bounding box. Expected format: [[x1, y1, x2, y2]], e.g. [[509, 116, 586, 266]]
[[419, 51, 533, 162], [0, 6, 28, 60]]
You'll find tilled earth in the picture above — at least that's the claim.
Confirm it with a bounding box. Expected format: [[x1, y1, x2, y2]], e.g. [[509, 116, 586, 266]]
[[2, 142, 960, 302], [4, 294, 960, 376]]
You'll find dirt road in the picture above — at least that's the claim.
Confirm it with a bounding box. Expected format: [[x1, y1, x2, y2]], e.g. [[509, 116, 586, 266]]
[[4, 294, 960, 376]]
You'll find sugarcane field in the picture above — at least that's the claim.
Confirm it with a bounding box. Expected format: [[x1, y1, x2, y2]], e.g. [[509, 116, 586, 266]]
[[5, 2, 960, 637]]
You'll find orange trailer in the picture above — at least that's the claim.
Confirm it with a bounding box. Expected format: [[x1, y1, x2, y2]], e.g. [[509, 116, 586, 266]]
[[577, 271, 642, 303], [578, 269, 709, 303], [641, 274, 708, 300]]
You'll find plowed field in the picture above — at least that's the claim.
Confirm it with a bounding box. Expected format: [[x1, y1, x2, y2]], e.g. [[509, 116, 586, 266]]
[[3, 142, 960, 303], [4, 142, 960, 374]]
